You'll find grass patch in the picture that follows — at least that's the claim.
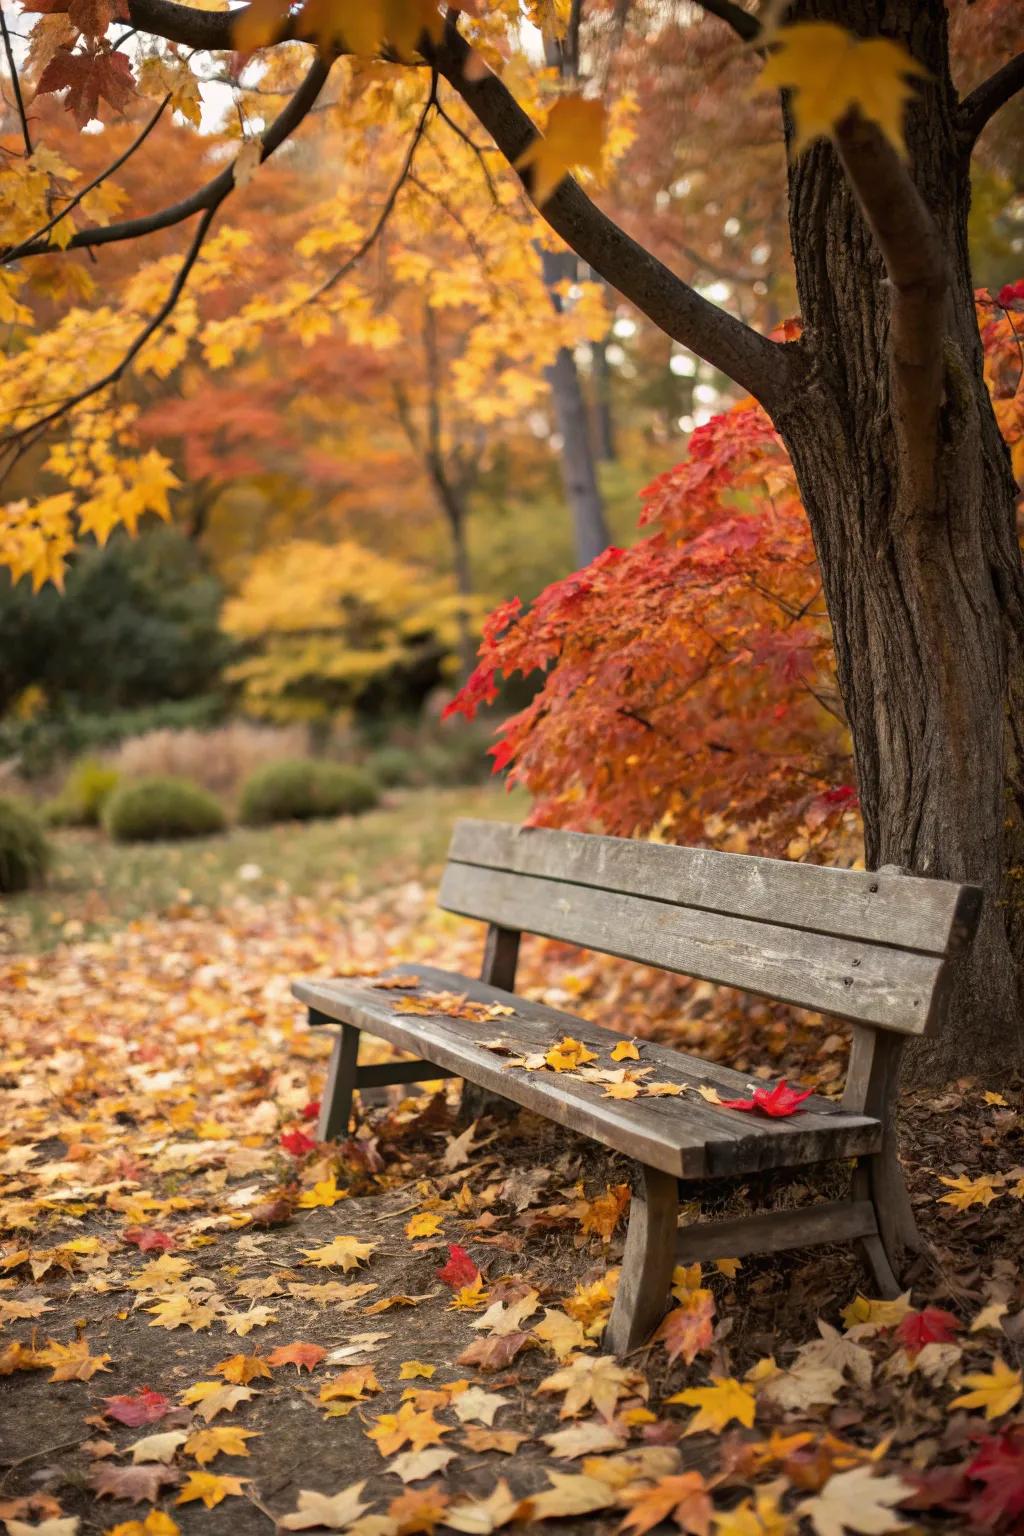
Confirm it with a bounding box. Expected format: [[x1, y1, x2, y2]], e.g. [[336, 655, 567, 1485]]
[[1, 783, 527, 953]]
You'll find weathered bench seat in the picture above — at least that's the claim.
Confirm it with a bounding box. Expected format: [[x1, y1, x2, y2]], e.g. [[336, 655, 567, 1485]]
[[293, 818, 981, 1353], [296, 965, 883, 1180]]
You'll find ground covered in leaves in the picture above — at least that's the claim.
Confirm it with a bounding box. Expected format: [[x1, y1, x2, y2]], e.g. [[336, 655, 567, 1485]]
[[2, 800, 1023, 1535]]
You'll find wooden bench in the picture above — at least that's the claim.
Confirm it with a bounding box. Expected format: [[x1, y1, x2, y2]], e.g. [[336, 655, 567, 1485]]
[[293, 818, 981, 1353]]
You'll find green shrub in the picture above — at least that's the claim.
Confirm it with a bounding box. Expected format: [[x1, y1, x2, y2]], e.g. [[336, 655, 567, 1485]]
[[104, 776, 226, 843], [240, 760, 379, 825], [0, 695, 227, 780], [0, 799, 50, 893], [366, 745, 420, 789], [44, 758, 120, 828]]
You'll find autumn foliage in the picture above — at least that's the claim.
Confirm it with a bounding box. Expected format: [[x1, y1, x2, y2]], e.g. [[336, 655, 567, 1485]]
[[450, 289, 1024, 859]]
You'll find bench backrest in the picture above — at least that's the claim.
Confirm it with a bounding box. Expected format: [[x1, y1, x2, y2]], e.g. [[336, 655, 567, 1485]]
[[438, 820, 982, 1036]]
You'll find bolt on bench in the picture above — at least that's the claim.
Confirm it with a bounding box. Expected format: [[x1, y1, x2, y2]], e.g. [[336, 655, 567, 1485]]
[[293, 819, 981, 1354]]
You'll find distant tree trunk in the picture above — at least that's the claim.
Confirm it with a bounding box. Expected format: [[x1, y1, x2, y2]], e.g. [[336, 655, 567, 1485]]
[[541, 248, 612, 566], [781, 0, 1024, 1083], [591, 334, 617, 462], [427, 462, 478, 683]]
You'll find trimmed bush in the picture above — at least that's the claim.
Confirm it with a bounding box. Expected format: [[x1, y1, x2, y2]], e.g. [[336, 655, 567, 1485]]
[[44, 757, 120, 828], [240, 760, 379, 825], [104, 776, 226, 843], [367, 745, 420, 789], [0, 799, 50, 893]]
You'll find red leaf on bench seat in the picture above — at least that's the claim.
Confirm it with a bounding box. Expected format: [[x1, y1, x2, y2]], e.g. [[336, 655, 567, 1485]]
[[718, 1080, 814, 1117]]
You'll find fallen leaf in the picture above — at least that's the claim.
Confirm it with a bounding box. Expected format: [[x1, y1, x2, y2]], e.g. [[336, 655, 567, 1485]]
[[667, 1376, 756, 1434], [389, 1448, 458, 1484], [103, 1391, 170, 1427], [521, 1470, 615, 1521], [537, 1355, 647, 1421], [400, 1361, 437, 1380], [184, 1426, 260, 1466], [541, 1422, 626, 1459], [175, 1471, 246, 1509], [214, 1353, 273, 1384], [718, 1079, 814, 1117], [179, 1381, 253, 1422], [367, 1400, 452, 1457], [799, 1465, 912, 1536], [89, 1463, 179, 1503], [543, 1036, 599, 1072], [451, 1387, 509, 1426], [949, 1357, 1023, 1420], [655, 1290, 715, 1367], [618, 1471, 713, 1536], [300, 1235, 376, 1271], [443, 1478, 520, 1534], [129, 1431, 187, 1465], [278, 1484, 370, 1531], [265, 1341, 326, 1372], [610, 1040, 641, 1061]]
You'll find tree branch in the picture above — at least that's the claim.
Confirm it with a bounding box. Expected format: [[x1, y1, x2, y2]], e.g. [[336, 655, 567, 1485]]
[[832, 108, 948, 509], [5, 91, 173, 264], [688, 0, 760, 44], [960, 50, 1024, 147], [6, 54, 330, 260], [1, 7, 32, 154], [119, 0, 794, 413]]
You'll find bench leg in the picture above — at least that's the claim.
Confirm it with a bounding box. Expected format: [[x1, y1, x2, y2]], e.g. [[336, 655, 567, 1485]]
[[853, 1145, 921, 1298], [317, 1021, 360, 1141], [605, 1165, 678, 1355]]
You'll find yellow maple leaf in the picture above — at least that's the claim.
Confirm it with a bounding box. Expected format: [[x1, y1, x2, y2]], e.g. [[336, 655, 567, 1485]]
[[840, 1291, 912, 1330], [610, 1040, 640, 1062], [949, 1356, 1023, 1420], [367, 1398, 452, 1457], [667, 1375, 757, 1434], [712, 1490, 794, 1535], [37, 1336, 112, 1381], [937, 1173, 1005, 1210], [297, 1175, 348, 1209], [406, 1211, 443, 1239], [104, 1513, 181, 1536], [176, 1470, 247, 1508], [300, 1234, 376, 1270], [399, 1360, 437, 1379], [184, 1425, 260, 1466], [544, 1035, 599, 1072], [516, 95, 607, 207], [758, 22, 928, 156], [214, 1353, 273, 1384]]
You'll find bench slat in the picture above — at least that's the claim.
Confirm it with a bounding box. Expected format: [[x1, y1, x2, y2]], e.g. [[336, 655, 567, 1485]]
[[676, 1200, 878, 1261], [293, 965, 881, 1179], [439, 862, 944, 1034], [447, 820, 981, 958]]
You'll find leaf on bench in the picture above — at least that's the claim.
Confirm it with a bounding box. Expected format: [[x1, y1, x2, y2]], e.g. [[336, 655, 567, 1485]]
[[395, 990, 516, 1023], [718, 1080, 815, 1118], [370, 975, 422, 989], [545, 1037, 599, 1072]]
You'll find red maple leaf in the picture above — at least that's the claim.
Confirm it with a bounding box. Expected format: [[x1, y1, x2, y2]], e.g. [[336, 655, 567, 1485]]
[[965, 1427, 1024, 1531], [37, 44, 135, 127], [23, 0, 130, 38], [102, 1389, 170, 1426], [719, 1079, 814, 1117], [122, 1226, 175, 1253], [896, 1307, 959, 1357], [436, 1243, 480, 1289], [279, 1127, 317, 1157]]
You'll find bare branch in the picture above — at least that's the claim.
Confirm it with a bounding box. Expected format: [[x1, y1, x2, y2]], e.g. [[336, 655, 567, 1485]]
[[688, 0, 760, 44], [5, 92, 173, 264], [833, 108, 948, 507], [1, 7, 32, 154], [960, 50, 1024, 147], [119, 0, 795, 413], [6, 54, 330, 260], [3, 203, 219, 463]]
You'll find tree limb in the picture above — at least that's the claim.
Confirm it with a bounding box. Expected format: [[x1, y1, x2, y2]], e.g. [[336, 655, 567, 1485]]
[[688, 0, 760, 44], [1, 7, 32, 154], [960, 50, 1024, 147], [5, 92, 173, 265], [833, 109, 948, 509], [7, 54, 330, 260], [120, 0, 794, 412]]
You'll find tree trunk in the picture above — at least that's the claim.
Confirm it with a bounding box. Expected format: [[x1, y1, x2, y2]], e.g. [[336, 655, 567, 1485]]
[[541, 248, 613, 565], [429, 464, 477, 684], [780, 0, 1024, 1082], [591, 333, 617, 462]]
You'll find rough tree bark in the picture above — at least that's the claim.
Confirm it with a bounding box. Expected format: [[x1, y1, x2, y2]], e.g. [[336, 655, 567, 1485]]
[[777, 0, 1024, 1082]]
